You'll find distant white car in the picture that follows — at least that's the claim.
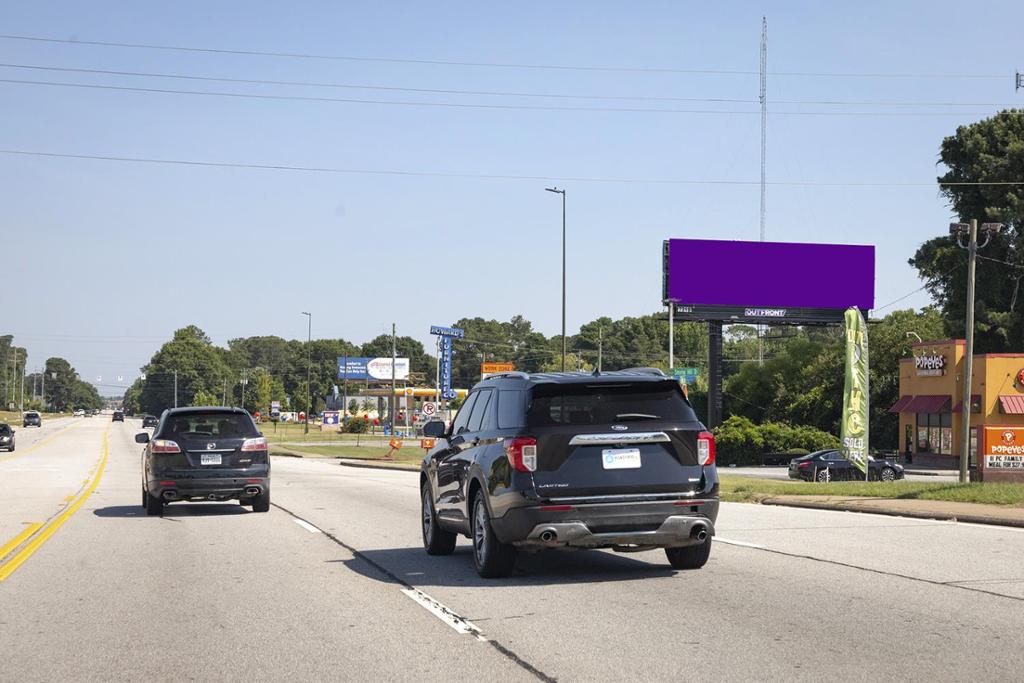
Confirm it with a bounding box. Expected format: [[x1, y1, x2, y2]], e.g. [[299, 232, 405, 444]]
[[73, 409, 85, 417]]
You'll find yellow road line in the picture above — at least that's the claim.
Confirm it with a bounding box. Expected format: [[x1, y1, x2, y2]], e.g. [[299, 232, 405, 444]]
[[0, 425, 110, 582], [0, 523, 43, 560], [0, 419, 84, 463]]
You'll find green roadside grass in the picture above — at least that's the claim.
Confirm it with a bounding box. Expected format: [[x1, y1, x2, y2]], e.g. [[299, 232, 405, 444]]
[[259, 421, 397, 446], [719, 475, 1024, 507], [271, 443, 425, 465]]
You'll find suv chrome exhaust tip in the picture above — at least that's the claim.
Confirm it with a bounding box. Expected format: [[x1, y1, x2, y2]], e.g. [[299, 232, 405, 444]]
[[161, 490, 177, 501], [539, 529, 558, 543], [244, 486, 261, 496], [690, 524, 708, 542]]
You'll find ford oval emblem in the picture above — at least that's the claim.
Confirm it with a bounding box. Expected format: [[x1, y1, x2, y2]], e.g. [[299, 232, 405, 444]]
[[207, 442, 216, 450], [610, 425, 628, 431]]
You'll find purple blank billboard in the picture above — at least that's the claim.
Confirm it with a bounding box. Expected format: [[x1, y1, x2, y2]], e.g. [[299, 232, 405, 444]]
[[664, 238, 875, 310]]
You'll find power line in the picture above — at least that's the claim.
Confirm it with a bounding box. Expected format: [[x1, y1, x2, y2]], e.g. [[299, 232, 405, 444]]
[[0, 63, 1015, 107], [0, 34, 1007, 79], [4, 148, 1024, 187], [1, 78, 1011, 117], [873, 265, 959, 312]]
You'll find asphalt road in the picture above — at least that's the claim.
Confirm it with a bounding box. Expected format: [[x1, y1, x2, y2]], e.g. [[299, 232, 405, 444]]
[[2, 418, 1022, 682]]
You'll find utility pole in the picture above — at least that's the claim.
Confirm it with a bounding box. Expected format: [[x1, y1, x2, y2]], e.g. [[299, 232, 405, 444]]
[[41, 367, 45, 410], [302, 312, 312, 434], [597, 325, 603, 373], [952, 219, 1003, 483], [545, 187, 567, 371], [222, 379, 227, 406], [758, 17, 768, 367], [391, 323, 398, 435], [173, 370, 178, 408], [19, 353, 25, 414]]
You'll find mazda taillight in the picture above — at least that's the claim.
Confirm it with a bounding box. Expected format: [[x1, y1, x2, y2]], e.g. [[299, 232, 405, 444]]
[[241, 437, 268, 452], [504, 437, 537, 472], [697, 431, 716, 466], [151, 439, 181, 454]]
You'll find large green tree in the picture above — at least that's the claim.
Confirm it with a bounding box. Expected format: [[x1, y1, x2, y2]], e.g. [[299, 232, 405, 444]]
[[911, 109, 1024, 352], [138, 326, 232, 414]]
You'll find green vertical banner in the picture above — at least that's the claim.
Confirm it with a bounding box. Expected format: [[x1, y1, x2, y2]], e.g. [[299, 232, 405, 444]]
[[841, 307, 869, 475]]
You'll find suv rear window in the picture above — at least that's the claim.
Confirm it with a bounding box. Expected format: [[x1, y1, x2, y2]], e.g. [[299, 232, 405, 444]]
[[527, 381, 698, 426], [164, 413, 259, 438]]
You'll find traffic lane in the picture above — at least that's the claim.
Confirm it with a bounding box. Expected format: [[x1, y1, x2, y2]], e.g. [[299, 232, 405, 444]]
[[270, 458, 1024, 682], [0, 417, 101, 547], [0, 418, 534, 683], [724, 466, 959, 483], [0, 415, 79, 454], [716, 502, 1024, 598]]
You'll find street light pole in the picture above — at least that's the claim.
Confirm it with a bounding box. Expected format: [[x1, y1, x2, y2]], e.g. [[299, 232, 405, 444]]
[[545, 187, 567, 371], [952, 219, 1003, 484], [302, 311, 312, 434]]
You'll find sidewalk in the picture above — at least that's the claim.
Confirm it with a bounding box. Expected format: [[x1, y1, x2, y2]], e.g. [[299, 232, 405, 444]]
[[762, 494, 1024, 528]]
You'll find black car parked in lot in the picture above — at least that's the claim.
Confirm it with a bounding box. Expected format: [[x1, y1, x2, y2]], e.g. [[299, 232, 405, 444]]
[[789, 449, 905, 482], [136, 407, 270, 515], [141, 415, 158, 428], [112, 411, 124, 422], [0, 423, 14, 451], [23, 411, 41, 428], [420, 369, 719, 578]]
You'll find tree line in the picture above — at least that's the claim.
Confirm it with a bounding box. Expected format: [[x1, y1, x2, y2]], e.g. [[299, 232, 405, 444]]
[[1, 335, 104, 412]]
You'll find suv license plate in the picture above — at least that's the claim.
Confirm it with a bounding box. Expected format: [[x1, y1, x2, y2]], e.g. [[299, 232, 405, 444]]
[[602, 448, 641, 470], [200, 453, 222, 465]]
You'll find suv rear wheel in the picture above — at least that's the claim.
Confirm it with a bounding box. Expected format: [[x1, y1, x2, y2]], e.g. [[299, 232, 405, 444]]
[[251, 488, 271, 513], [665, 540, 711, 570], [422, 483, 456, 555], [144, 489, 163, 516], [471, 494, 516, 578]]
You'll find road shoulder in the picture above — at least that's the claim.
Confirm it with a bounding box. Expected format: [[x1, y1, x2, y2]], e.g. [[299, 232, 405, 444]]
[[762, 494, 1024, 528]]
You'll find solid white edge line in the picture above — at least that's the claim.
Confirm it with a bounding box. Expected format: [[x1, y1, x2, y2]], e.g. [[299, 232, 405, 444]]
[[293, 518, 321, 534], [713, 537, 766, 549], [401, 587, 488, 641]]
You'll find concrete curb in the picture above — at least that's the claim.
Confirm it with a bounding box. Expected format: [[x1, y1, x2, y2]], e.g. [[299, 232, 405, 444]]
[[761, 497, 1024, 529], [271, 447, 419, 471]]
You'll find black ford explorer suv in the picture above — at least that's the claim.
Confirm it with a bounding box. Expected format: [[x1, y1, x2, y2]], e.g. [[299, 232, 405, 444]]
[[136, 407, 270, 515], [420, 369, 719, 577]]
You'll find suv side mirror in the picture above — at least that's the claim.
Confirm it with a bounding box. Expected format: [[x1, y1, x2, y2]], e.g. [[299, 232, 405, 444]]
[[422, 420, 446, 438], [135, 433, 150, 444]]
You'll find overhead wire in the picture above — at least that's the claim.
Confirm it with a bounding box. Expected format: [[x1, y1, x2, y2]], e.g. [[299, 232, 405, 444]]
[[0, 34, 1007, 79], [4, 149, 1023, 187]]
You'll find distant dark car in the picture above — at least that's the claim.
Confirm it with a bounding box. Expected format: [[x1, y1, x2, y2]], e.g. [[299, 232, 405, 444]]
[[789, 449, 904, 482], [420, 369, 718, 578], [0, 423, 14, 451], [135, 407, 270, 515], [142, 415, 159, 428], [23, 411, 41, 428], [112, 411, 124, 422]]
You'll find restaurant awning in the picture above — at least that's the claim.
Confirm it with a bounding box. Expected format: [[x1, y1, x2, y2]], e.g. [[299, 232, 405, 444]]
[[998, 395, 1024, 415], [952, 395, 981, 413], [887, 395, 914, 413], [903, 395, 951, 414]]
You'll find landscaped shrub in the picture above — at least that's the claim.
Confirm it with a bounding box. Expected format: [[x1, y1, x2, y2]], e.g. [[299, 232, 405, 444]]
[[713, 416, 839, 466]]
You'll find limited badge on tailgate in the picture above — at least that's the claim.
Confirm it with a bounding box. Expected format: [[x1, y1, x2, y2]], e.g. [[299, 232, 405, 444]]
[[601, 448, 641, 469]]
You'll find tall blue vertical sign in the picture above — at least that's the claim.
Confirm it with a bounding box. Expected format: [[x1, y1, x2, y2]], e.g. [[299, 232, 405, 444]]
[[430, 325, 465, 400]]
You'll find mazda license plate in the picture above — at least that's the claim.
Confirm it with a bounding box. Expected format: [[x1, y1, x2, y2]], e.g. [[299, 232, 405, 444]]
[[200, 453, 222, 466], [602, 448, 641, 470]]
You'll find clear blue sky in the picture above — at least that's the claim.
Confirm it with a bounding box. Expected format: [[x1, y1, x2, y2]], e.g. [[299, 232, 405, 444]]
[[3, 1, 1022, 393]]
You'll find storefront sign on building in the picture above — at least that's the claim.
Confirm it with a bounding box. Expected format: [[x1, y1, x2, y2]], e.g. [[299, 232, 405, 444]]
[[915, 353, 946, 376]]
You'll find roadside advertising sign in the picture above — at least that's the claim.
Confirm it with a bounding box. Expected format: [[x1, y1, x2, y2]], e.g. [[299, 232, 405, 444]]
[[337, 357, 410, 381], [323, 411, 340, 425], [840, 307, 869, 476], [981, 427, 1024, 476], [431, 325, 464, 401]]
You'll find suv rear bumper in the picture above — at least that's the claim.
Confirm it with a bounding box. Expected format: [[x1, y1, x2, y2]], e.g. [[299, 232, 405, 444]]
[[491, 497, 719, 549], [148, 475, 268, 502]]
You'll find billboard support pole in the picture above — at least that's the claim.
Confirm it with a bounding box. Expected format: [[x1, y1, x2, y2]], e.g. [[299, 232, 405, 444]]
[[391, 323, 397, 436], [668, 303, 674, 370], [708, 321, 723, 429]]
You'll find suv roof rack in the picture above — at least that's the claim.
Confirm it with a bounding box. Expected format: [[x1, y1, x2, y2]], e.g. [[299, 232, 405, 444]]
[[620, 367, 668, 377], [485, 371, 531, 381]]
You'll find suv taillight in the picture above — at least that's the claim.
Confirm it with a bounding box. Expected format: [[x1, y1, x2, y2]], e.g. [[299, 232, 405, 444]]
[[697, 431, 715, 466], [504, 437, 537, 473], [151, 439, 181, 454], [241, 437, 268, 452]]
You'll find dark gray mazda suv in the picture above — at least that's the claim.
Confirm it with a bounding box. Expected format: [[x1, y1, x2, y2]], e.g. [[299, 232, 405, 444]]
[[137, 407, 270, 515]]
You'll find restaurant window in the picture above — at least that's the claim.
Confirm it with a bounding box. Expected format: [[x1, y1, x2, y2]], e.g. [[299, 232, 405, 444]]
[[916, 412, 953, 454]]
